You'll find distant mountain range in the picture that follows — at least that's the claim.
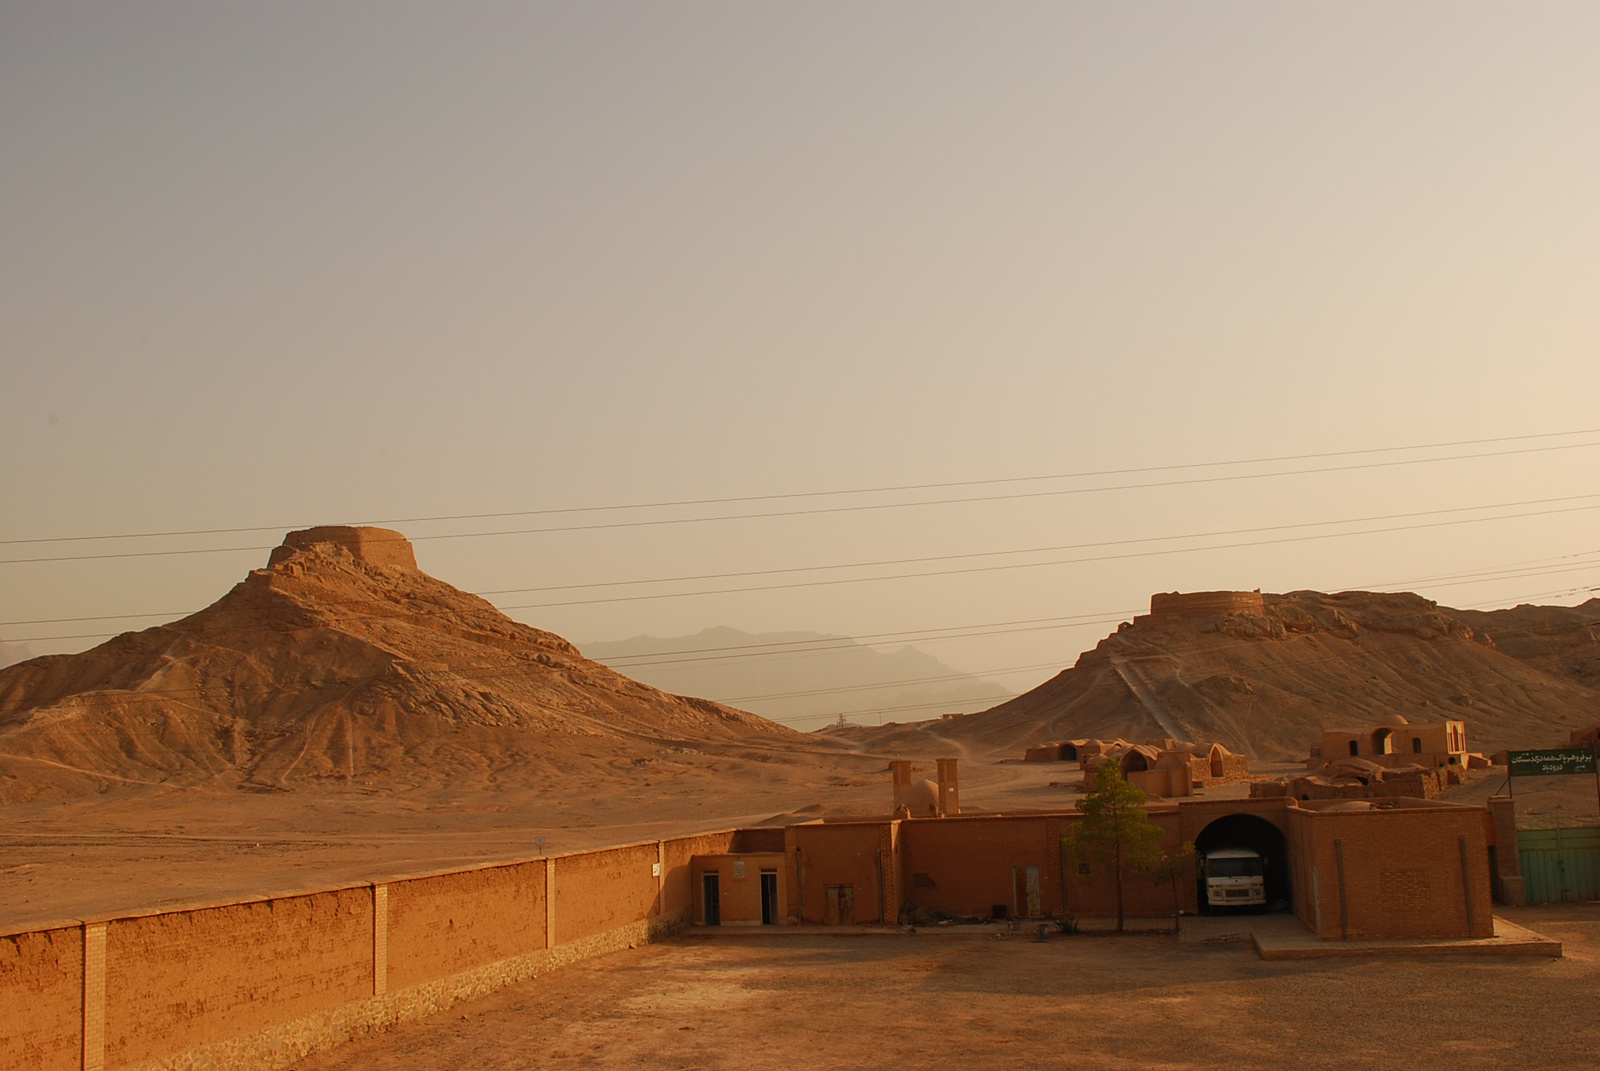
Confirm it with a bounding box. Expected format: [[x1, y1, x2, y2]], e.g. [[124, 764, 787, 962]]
[[581, 627, 1014, 729]]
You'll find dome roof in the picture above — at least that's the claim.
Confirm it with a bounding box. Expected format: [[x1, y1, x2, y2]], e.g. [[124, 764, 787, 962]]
[[895, 779, 942, 817], [1379, 714, 1410, 727]]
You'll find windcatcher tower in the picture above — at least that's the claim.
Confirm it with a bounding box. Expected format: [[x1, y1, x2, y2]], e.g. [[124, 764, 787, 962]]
[[890, 760, 913, 810], [936, 758, 960, 815]]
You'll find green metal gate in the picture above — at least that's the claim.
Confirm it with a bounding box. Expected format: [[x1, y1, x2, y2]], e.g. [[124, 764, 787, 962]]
[[1518, 826, 1600, 905]]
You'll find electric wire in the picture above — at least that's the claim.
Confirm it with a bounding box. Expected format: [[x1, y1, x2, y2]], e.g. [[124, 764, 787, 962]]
[[5, 438, 1599, 566], [5, 425, 1597, 548], [9, 493, 1596, 633], [495, 499, 1600, 610]]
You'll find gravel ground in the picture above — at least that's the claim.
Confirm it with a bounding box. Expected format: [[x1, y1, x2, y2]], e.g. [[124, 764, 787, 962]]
[[296, 904, 1600, 1071]]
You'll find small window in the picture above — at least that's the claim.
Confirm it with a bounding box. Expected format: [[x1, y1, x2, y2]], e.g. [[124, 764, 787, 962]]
[[1412, 737, 1423, 753], [1348, 740, 1360, 756], [1078, 863, 1091, 876]]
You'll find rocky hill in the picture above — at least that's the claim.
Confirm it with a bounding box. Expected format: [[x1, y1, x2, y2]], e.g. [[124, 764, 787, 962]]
[[844, 590, 1600, 761], [1453, 598, 1600, 692], [0, 527, 807, 804]]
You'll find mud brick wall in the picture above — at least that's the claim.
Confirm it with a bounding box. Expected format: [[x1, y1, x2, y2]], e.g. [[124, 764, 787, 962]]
[[688, 852, 787, 924], [0, 924, 82, 1071], [660, 831, 739, 917], [386, 859, 547, 990], [103, 888, 373, 1067], [553, 842, 663, 944], [785, 822, 890, 924], [1290, 805, 1494, 939], [0, 830, 745, 1071], [901, 816, 1063, 919]]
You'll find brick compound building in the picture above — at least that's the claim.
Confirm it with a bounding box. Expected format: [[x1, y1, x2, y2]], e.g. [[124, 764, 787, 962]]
[[692, 758, 1512, 940], [2, 757, 1529, 1071]]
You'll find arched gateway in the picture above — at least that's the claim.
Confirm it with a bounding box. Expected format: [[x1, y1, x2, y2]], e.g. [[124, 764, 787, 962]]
[[1193, 812, 1291, 913]]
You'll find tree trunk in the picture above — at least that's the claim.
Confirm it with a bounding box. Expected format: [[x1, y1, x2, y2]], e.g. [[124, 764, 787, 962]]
[[1114, 841, 1124, 933], [1171, 863, 1181, 933]]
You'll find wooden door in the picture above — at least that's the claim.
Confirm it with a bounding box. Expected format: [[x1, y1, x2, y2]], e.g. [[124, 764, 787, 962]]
[[823, 884, 854, 925], [1013, 866, 1040, 918]]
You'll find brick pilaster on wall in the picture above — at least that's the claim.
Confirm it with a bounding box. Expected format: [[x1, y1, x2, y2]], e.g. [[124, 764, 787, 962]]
[[878, 822, 900, 925], [372, 884, 389, 996], [82, 921, 106, 1071], [545, 857, 557, 948]]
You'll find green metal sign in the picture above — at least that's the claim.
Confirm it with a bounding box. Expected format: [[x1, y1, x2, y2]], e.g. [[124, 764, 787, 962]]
[[1507, 749, 1599, 777]]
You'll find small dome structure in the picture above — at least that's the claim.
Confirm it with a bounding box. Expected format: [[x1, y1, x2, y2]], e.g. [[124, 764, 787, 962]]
[[894, 779, 942, 818], [1119, 744, 1162, 775], [1379, 714, 1410, 727]]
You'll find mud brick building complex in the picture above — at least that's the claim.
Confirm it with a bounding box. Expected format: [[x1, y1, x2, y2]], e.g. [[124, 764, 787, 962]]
[[0, 753, 1537, 1071]]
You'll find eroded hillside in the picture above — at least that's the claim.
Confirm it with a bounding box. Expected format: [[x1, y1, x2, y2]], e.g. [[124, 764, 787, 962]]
[[845, 590, 1600, 761], [0, 527, 810, 803]]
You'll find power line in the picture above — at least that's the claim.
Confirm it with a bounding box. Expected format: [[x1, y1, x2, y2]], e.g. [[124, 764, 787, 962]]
[[7, 426, 1598, 547], [1357, 549, 1600, 592], [1459, 584, 1600, 610], [8, 494, 1594, 630], [6, 499, 1598, 646], [589, 613, 1133, 667], [495, 499, 1600, 610], [476, 494, 1600, 595], [5, 439, 1600, 566]]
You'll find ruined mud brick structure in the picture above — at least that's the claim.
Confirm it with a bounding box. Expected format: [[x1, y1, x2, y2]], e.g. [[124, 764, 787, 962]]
[[1148, 589, 1266, 618], [266, 525, 419, 570], [1256, 760, 1467, 804], [1314, 714, 1469, 770]]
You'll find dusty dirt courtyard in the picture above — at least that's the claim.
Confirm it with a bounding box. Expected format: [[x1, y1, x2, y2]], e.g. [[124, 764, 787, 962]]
[[296, 905, 1600, 1071]]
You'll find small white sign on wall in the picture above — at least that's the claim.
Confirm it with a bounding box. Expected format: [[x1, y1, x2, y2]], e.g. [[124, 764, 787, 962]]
[[733, 860, 746, 878], [651, 862, 661, 877]]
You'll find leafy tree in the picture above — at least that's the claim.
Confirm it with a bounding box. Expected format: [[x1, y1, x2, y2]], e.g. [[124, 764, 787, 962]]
[[1063, 762, 1166, 932], [1153, 840, 1199, 931]]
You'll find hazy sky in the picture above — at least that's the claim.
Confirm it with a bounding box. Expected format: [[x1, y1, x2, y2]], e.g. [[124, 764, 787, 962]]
[[3, 3, 1597, 719]]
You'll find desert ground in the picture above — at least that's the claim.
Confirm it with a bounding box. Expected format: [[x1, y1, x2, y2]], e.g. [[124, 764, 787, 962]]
[[7, 754, 1582, 937], [291, 904, 1600, 1071], [0, 751, 1128, 931]]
